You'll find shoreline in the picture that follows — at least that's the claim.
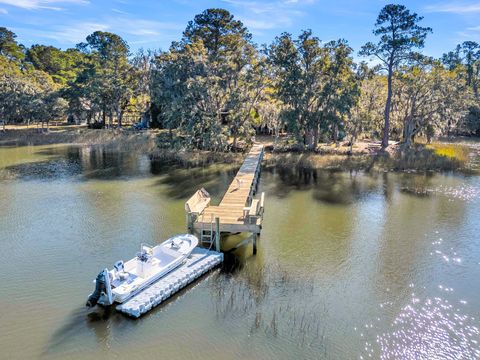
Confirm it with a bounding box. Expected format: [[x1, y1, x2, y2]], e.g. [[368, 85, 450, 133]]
[[1, 126, 478, 174]]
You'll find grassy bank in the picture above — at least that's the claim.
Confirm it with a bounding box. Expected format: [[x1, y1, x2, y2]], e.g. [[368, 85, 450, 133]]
[[150, 148, 243, 168], [0, 125, 158, 152], [0, 125, 245, 170], [264, 140, 478, 173], [1, 126, 478, 173]]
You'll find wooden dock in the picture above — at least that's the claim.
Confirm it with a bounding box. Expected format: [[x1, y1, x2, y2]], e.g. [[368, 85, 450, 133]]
[[185, 144, 265, 251]]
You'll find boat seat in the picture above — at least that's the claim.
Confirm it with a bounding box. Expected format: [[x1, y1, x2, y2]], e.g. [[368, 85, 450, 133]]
[[114, 260, 124, 272], [111, 272, 137, 288]]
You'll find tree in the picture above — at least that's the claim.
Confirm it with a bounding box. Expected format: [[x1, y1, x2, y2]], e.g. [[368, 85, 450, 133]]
[[392, 58, 468, 146], [443, 41, 480, 98], [360, 4, 432, 149], [25, 45, 84, 85], [269, 30, 357, 149], [76, 31, 133, 127], [347, 63, 385, 152], [269, 31, 327, 148], [35, 92, 68, 131], [460, 41, 480, 97], [462, 106, 480, 136], [257, 89, 284, 142], [130, 49, 157, 127], [321, 40, 359, 146], [0, 55, 66, 130], [442, 44, 462, 71], [0, 27, 25, 62], [442, 42, 480, 135], [183, 8, 252, 56], [152, 8, 262, 150]]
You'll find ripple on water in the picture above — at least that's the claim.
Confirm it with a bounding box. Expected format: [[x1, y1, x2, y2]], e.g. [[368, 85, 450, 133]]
[[360, 295, 480, 360], [434, 184, 480, 202], [399, 183, 480, 202]]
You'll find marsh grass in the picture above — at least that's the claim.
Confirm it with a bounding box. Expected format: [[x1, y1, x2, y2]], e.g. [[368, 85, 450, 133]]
[[211, 262, 326, 349], [384, 143, 471, 172], [150, 148, 243, 168], [427, 143, 471, 163], [264, 152, 371, 172], [265, 142, 473, 173], [2, 127, 476, 173], [0, 126, 158, 152]]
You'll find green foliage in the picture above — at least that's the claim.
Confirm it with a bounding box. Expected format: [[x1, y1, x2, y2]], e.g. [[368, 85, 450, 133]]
[[0, 27, 25, 62], [269, 30, 358, 149], [183, 8, 252, 55], [0, 56, 66, 126], [462, 106, 480, 135], [360, 4, 432, 148], [347, 63, 386, 145], [360, 4, 432, 67], [1, 5, 480, 154], [152, 8, 264, 150], [391, 57, 469, 145], [25, 45, 83, 85], [443, 41, 480, 100], [71, 31, 143, 127]]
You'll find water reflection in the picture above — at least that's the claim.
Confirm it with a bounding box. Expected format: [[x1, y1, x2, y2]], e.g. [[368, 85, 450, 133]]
[[44, 307, 115, 357], [264, 165, 379, 205], [1, 145, 241, 207], [152, 164, 238, 201], [398, 173, 436, 197], [1, 144, 480, 359], [2, 145, 151, 181]]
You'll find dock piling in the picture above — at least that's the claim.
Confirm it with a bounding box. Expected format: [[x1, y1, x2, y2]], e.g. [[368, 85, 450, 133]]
[[215, 217, 221, 252]]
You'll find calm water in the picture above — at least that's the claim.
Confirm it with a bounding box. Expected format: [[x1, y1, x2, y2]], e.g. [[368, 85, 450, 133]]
[[1, 144, 480, 360]]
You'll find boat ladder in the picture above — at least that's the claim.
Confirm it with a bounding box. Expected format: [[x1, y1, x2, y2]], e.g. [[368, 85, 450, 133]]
[[200, 213, 215, 248]]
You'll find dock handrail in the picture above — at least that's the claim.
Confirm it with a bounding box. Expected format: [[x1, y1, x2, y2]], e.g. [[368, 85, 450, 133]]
[[187, 144, 265, 235]]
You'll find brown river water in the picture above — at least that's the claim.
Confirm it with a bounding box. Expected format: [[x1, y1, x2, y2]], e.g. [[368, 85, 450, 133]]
[[0, 144, 479, 359]]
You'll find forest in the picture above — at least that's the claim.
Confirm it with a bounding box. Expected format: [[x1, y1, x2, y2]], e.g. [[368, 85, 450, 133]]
[[0, 4, 479, 152]]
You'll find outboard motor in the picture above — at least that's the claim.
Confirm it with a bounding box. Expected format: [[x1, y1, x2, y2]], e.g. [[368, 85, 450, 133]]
[[86, 270, 107, 307]]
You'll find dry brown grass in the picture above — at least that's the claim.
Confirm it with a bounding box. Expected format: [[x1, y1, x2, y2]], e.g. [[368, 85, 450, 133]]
[[2, 128, 476, 173], [0, 125, 160, 153], [264, 152, 371, 171]]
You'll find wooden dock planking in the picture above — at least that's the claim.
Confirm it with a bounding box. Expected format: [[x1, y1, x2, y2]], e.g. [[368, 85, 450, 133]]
[[185, 144, 265, 238]]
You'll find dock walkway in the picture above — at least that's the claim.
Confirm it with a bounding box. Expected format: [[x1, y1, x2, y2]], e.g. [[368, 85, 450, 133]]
[[115, 145, 265, 318], [185, 144, 265, 245]]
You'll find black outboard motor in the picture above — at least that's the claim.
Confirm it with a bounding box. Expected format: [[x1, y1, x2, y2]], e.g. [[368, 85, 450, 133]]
[[86, 270, 107, 307]]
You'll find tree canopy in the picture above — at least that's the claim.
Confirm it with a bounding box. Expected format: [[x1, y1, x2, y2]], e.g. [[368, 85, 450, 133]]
[[360, 4, 432, 149], [1, 4, 479, 148]]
